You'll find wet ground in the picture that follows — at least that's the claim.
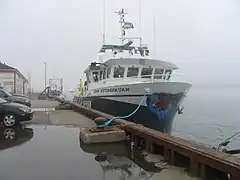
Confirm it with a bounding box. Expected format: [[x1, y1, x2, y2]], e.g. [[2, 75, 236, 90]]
[[30, 99, 96, 127], [0, 100, 199, 180]]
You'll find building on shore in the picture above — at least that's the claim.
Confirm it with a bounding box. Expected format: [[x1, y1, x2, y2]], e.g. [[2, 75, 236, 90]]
[[0, 62, 28, 94]]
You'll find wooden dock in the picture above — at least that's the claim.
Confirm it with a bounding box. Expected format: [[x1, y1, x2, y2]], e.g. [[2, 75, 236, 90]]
[[71, 99, 240, 180]]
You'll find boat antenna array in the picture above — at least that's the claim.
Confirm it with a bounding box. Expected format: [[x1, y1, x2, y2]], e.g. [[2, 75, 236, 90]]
[[115, 8, 142, 45], [99, 8, 149, 57]]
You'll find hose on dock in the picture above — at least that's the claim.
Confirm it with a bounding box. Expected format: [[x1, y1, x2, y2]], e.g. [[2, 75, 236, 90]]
[[97, 88, 150, 128]]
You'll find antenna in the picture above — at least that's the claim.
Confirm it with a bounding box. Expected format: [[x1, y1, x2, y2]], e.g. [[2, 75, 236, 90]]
[[114, 8, 139, 45], [153, 15, 156, 56], [115, 8, 127, 44], [139, 0, 142, 45], [102, 0, 106, 44]]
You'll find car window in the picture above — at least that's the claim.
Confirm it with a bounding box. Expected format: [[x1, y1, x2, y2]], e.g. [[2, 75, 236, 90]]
[[0, 89, 12, 96], [0, 90, 7, 97], [0, 98, 7, 103]]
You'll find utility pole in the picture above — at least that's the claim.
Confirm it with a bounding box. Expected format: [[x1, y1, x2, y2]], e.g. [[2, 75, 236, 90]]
[[28, 72, 31, 97], [44, 62, 47, 89]]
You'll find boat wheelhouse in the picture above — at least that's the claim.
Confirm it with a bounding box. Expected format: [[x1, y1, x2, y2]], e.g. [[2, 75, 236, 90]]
[[84, 58, 178, 92]]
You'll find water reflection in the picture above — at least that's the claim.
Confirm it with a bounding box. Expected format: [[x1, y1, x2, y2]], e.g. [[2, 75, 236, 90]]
[[0, 124, 34, 151], [80, 142, 165, 180]]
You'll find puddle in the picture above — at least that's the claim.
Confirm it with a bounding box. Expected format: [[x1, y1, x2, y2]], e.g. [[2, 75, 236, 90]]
[[32, 108, 55, 112], [0, 124, 199, 180], [0, 125, 33, 151]]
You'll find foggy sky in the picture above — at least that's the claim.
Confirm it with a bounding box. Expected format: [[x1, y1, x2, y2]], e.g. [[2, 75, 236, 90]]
[[0, 0, 239, 91]]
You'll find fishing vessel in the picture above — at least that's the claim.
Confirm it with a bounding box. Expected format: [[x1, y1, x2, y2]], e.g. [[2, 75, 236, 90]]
[[77, 9, 192, 134]]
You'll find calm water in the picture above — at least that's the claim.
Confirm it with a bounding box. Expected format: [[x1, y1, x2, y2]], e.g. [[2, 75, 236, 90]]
[[173, 84, 240, 149]]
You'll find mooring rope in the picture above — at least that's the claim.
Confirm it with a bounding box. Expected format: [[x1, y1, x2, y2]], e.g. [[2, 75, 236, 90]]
[[97, 89, 150, 128]]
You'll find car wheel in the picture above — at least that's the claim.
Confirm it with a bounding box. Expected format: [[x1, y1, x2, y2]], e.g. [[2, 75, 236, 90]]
[[4, 128, 16, 140], [3, 114, 16, 127]]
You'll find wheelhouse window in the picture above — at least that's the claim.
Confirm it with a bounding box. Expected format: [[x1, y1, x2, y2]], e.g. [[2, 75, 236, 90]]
[[141, 68, 153, 78], [103, 69, 107, 79], [107, 68, 111, 78], [92, 71, 99, 82], [113, 66, 125, 78], [165, 69, 172, 80], [127, 67, 139, 77], [100, 71, 103, 80], [86, 72, 91, 83], [154, 68, 164, 79]]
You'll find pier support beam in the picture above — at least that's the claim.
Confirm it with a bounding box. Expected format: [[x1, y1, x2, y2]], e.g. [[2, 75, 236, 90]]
[[190, 158, 199, 177], [145, 140, 155, 153], [199, 163, 206, 180], [164, 147, 170, 162], [170, 150, 175, 165]]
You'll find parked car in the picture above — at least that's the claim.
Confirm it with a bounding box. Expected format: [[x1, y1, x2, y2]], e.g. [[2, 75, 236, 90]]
[[0, 98, 33, 127], [0, 88, 31, 107]]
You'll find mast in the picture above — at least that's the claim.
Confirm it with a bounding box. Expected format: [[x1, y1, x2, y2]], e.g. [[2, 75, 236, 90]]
[[153, 15, 156, 56], [115, 8, 127, 44], [139, 0, 142, 46], [115, 8, 134, 45], [102, 0, 106, 44]]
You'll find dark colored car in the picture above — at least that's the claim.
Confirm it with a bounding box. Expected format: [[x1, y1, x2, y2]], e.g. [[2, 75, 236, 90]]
[[0, 88, 31, 107], [0, 98, 33, 127]]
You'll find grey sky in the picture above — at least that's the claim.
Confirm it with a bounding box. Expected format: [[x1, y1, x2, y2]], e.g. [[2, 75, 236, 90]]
[[0, 0, 239, 91]]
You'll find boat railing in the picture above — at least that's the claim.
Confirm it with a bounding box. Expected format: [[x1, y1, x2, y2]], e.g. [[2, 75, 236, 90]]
[[132, 73, 187, 82], [99, 73, 188, 83]]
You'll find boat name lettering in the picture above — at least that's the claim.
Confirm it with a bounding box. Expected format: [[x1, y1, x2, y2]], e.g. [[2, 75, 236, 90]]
[[94, 87, 129, 93]]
